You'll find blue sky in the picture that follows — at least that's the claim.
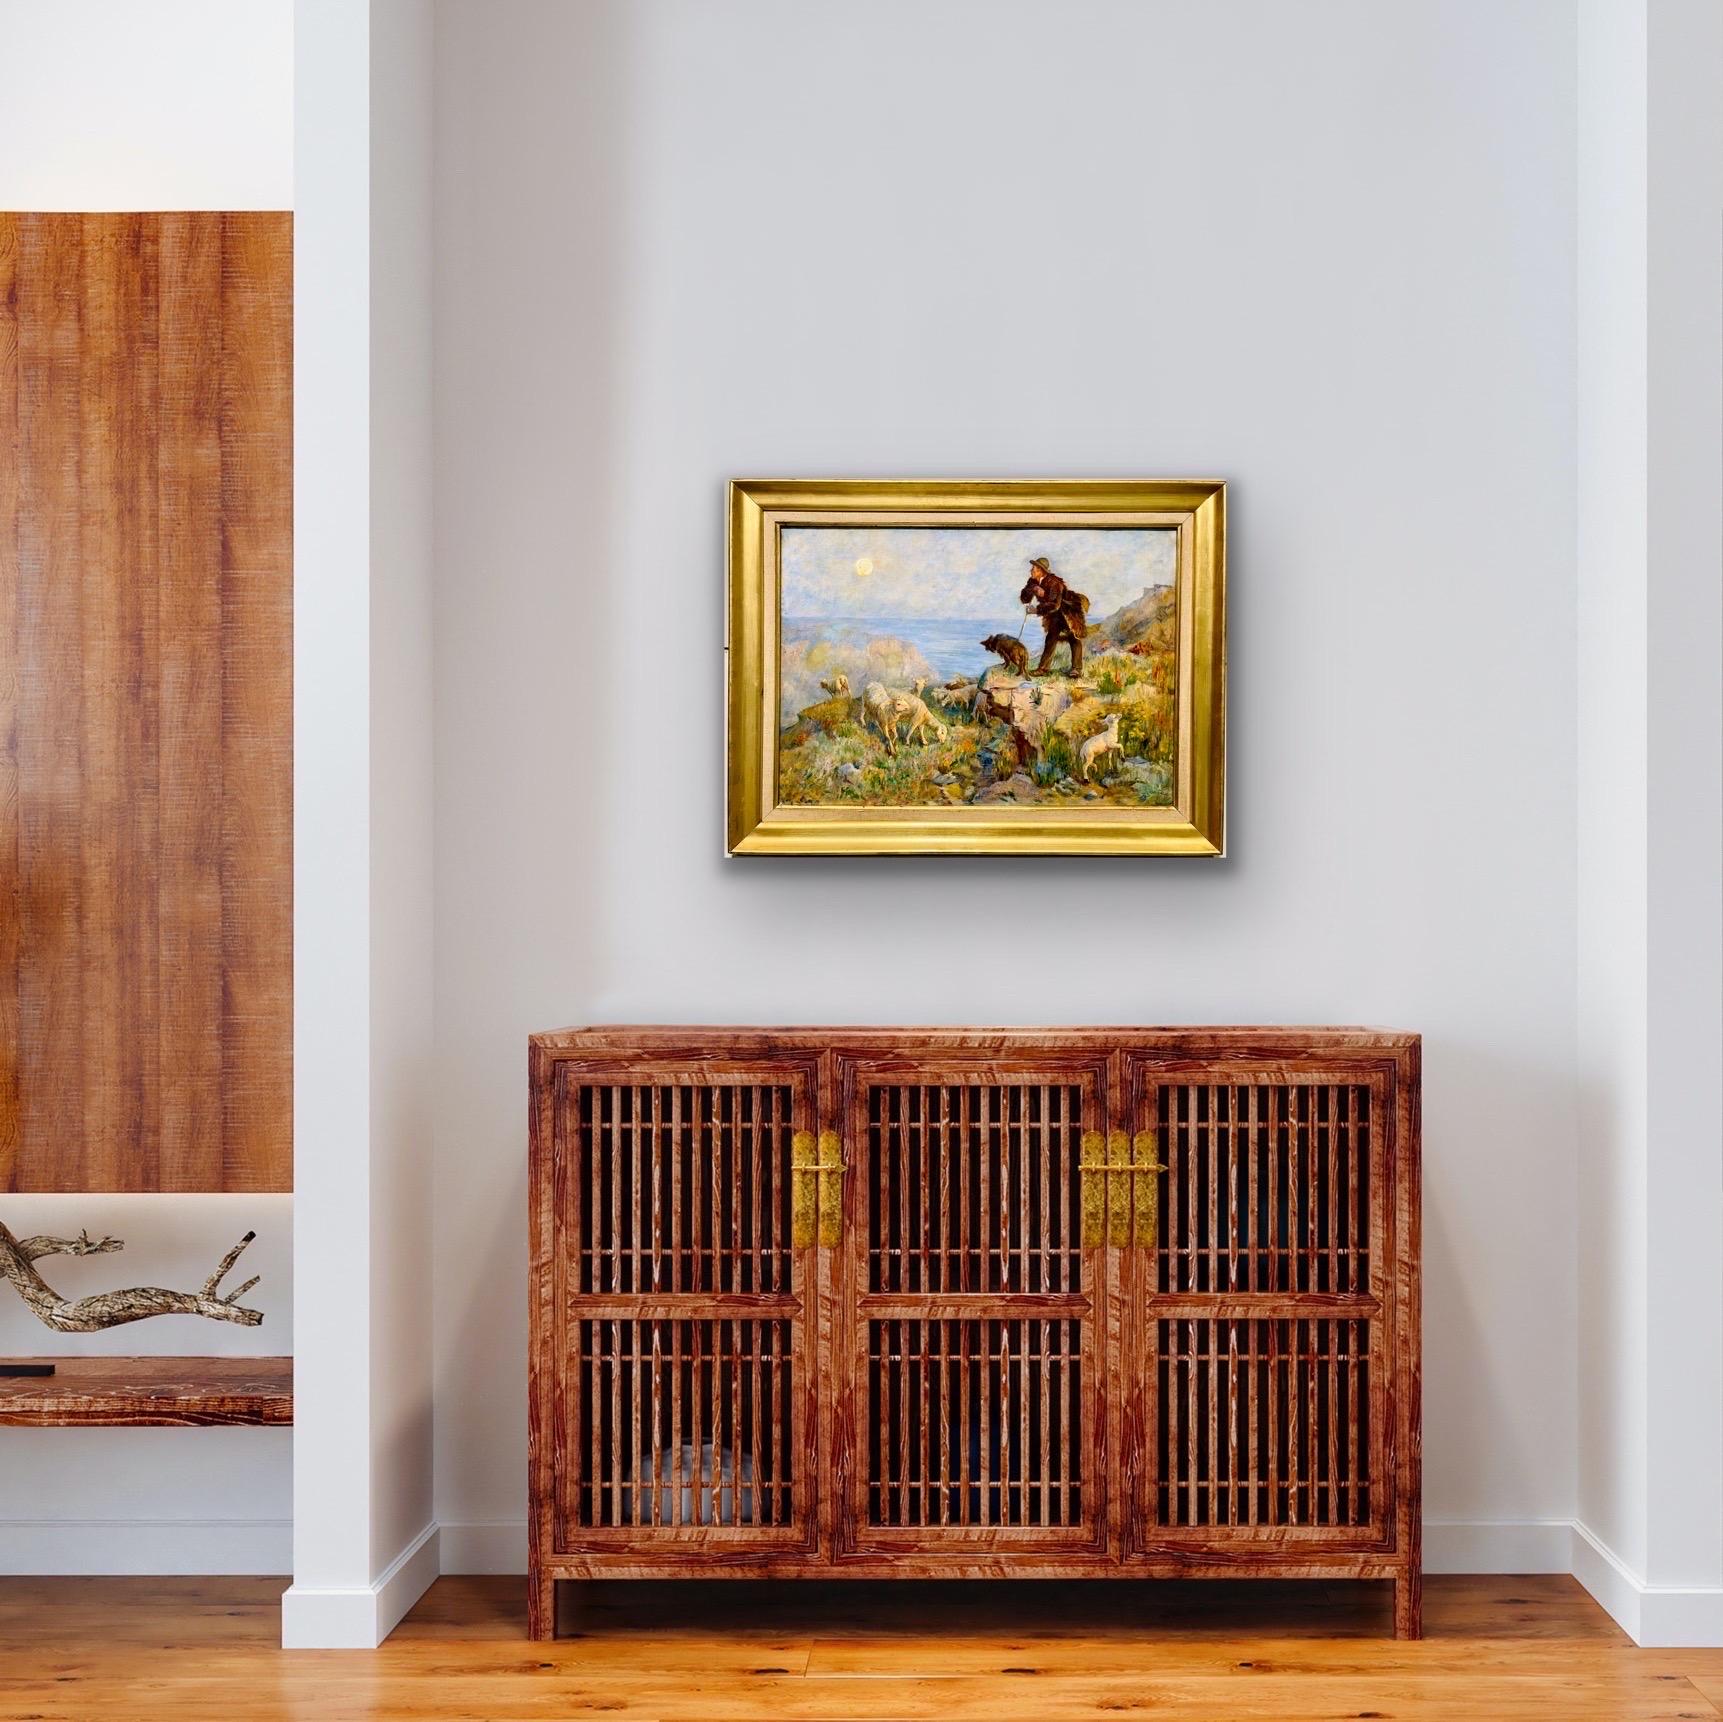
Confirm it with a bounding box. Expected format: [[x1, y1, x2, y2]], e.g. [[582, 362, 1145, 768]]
[[780, 526, 1175, 619]]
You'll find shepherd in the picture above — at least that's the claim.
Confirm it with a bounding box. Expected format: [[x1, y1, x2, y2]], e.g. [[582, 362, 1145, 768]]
[[1019, 556, 1089, 676]]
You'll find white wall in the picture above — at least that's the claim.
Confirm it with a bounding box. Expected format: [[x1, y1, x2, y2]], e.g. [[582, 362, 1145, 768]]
[[432, 0, 1580, 1570], [0, 0, 291, 211], [0, 0, 294, 1577]]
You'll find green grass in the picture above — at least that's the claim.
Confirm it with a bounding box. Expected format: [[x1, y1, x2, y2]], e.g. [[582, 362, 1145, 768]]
[[777, 644, 1176, 811]]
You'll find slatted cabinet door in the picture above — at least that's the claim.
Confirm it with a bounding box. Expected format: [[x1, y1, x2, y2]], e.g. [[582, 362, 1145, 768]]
[[834, 1057, 1110, 1565], [1121, 1056, 1407, 1585], [534, 1054, 820, 1586]]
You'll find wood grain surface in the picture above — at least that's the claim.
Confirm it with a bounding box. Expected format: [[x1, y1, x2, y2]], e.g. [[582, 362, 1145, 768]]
[[2, 1574, 1718, 1720], [0, 211, 291, 1193], [529, 1028, 1421, 1640], [0, 1353, 291, 1425]]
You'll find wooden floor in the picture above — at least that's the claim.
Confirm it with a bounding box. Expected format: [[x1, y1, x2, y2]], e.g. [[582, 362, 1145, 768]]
[[2, 1574, 1721, 1720]]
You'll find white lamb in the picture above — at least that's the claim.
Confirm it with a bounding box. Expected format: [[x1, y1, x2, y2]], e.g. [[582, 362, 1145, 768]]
[[888, 691, 948, 746], [1079, 711, 1124, 781]]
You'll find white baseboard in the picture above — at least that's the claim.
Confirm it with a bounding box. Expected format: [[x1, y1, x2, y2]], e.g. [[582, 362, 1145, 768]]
[[1571, 1519, 1723, 1648], [280, 1521, 440, 1649], [0, 1517, 291, 1575]]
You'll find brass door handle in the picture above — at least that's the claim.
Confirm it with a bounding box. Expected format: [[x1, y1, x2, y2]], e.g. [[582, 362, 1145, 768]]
[[1132, 1129, 1169, 1250], [1080, 1129, 1167, 1249], [1080, 1131, 1107, 1247], [791, 1130, 846, 1248]]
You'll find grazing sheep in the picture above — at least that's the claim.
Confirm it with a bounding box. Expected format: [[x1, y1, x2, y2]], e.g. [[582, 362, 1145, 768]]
[[1079, 711, 1124, 781], [930, 681, 979, 711], [818, 671, 851, 697], [980, 633, 1030, 676], [911, 676, 927, 696], [862, 682, 899, 754], [888, 691, 948, 746]]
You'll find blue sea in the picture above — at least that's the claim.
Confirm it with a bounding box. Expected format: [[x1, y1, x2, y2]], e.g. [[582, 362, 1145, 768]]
[[784, 616, 1031, 684]]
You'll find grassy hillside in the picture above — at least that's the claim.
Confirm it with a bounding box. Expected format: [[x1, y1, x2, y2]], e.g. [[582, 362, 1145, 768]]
[[776, 584, 1179, 810]]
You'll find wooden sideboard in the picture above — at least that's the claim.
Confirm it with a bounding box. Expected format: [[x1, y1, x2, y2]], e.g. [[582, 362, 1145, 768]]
[[528, 1027, 1421, 1639]]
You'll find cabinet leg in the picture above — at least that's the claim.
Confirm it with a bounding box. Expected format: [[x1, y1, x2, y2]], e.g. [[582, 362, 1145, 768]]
[[527, 1573, 558, 1641], [1393, 1570, 1422, 1640]]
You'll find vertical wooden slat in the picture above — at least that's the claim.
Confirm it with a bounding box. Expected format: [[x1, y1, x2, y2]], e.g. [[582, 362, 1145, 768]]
[[1327, 1084, 1339, 1293], [1166, 1320, 1180, 1526], [1246, 1318, 1259, 1525], [902, 1089, 916, 1296], [1246, 1083, 1259, 1290], [0, 216, 16, 1192], [216, 212, 291, 1190], [1039, 1087, 1052, 1294], [958, 1084, 971, 1292], [649, 1089, 665, 1293], [154, 212, 222, 1189], [1225, 1320, 1238, 1525], [1185, 1089, 1199, 1294], [1306, 1315, 1320, 1526], [1047, 1316, 1061, 1523], [1286, 1316, 1300, 1525], [923, 1310, 937, 1530], [1348, 1086, 1362, 1293], [78, 216, 159, 1189], [959, 1316, 971, 1526], [21, 215, 85, 1192], [1223, 1088, 1236, 1290], [944, 1316, 957, 1523], [668, 1083, 682, 1292], [1267, 1085, 1281, 1291], [647, 1318, 664, 1527], [749, 1083, 762, 1295], [1185, 1316, 1199, 1526], [1327, 1315, 1339, 1525], [902, 1316, 916, 1523], [938, 1088, 951, 1293], [713, 1087, 727, 1295], [1206, 1084, 1219, 1296], [1268, 1318, 1281, 1525], [1013, 1089, 1026, 1296]]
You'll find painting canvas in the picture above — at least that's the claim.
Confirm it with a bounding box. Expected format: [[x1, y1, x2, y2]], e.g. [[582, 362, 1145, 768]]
[[726, 481, 1225, 856], [778, 526, 1178, 812]]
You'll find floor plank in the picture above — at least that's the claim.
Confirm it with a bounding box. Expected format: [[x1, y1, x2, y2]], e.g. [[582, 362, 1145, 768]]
[[0, 1574, 1716, 1721]]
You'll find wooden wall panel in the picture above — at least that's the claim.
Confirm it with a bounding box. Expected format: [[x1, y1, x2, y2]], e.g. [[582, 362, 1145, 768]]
[[0, 211, 291, 1193]]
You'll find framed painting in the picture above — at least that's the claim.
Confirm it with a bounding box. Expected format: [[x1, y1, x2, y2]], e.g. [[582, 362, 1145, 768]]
[[725, 479, 1225, 856]]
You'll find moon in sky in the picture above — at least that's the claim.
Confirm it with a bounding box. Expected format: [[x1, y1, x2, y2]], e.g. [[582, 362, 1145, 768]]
[[853, 557, 873, 578]]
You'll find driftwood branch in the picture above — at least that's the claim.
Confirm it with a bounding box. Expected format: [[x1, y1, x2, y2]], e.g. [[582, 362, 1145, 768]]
[[0, 1216, 264, 1333]]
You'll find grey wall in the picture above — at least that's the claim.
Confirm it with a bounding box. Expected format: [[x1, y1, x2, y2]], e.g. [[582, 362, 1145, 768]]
[[432, 0, 1579, 1563]]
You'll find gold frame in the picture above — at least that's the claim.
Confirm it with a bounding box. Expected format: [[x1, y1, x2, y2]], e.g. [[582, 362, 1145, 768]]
[[726, 479, 1226, 856]]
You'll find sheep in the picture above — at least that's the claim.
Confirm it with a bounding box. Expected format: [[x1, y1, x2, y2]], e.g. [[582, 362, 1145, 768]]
[[862, 682, 899, 754], [818, 671, 851, 697], [1078, 711, 1124, 781], [929, 681, 978, 711], [888, 691, 948, 746]]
